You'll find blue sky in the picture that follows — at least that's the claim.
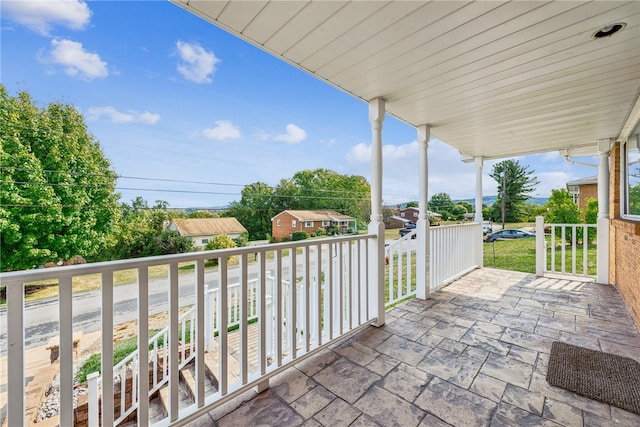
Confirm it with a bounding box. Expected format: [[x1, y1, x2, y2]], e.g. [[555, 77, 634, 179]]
[[1, 0, 599, 210]]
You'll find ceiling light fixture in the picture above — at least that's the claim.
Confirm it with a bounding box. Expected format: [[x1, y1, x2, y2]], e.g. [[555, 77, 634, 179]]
[[593, 23, 626, 39]]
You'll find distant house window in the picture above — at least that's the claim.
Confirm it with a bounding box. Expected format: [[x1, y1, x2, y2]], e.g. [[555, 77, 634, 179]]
[[400, 212, 405, 217], [623, 134, 640, 218], [339, 221, 347, 226], [292, 220, 297, 227], [276, 220, 281, 226], [322, 220, 330, 227], [201, 239, 209, 244], [305, 221, 313, 227], [413, 212, 418, 218]]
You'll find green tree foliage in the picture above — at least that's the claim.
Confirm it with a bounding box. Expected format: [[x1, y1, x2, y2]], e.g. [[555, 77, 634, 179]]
[[429, 193, 454, 219], [544, 189, 582, 242], [520, 202, 547, 222], [291, 230, 309, 241], [630, 183, 640, 215], [0, 85, 120, 271], [276, 169, 371, 224], [226, 169, 371, 240], [204, 234, 237, 251], [490, 160, 540, 226], [584, 198, 598, 243], [99, 197, 193, 260], [224, 182, 276, 241], [451, 203, 468, 221], [457, 201, 474, 214]]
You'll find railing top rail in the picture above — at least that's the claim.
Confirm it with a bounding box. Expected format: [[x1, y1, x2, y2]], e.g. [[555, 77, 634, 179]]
[[0, 234, 376, 285], [545, 223, 597, 227]]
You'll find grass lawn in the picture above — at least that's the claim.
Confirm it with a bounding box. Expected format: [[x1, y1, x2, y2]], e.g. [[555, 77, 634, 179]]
[[483, 236, 597, 276]]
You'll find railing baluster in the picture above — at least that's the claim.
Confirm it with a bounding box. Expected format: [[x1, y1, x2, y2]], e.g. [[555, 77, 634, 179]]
[[275, 250, 283, 366], [304, 247, 311, 353], [138, 266, 149, 423], [572, 226, 577, 274], [7, 281, 25, 426], [58, 276, 73, 426], [240, 253, 248, 384], [219, 256, 228, 394], [259, 252, 267, 376], [87, 372, 99, 427], [101, 271, 114, 427], [293, 248, 300, 359], [168, 262, 179, 421], [196, 259, 205, 407], [316, 244, 323, 346]]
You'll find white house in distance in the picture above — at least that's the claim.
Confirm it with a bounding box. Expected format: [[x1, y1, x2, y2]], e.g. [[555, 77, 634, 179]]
[[163, 218, 247, 248]]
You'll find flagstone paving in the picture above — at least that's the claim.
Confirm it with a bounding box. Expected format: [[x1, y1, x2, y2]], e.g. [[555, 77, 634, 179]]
[[194, 268, 640, 426]]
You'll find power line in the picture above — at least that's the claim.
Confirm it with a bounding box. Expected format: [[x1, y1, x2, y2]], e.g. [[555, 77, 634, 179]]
[[1, 167, 370, 196]]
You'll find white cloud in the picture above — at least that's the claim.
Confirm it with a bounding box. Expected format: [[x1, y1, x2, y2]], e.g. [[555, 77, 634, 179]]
[[87, 106, 160, 124], [203, 120, 241, 140], [253, 130, 271, 141], [2, 0, 91, 35], [42, 39, 108, 80], [175, 41, 219, 84], [274, 124, 307, 144]]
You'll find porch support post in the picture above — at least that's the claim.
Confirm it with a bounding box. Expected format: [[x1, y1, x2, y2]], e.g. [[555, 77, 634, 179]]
[[368, 97, 385, 326], [597, 139, 610, 284], [474, 157, 484, 223], [416, 125, 431, 299]]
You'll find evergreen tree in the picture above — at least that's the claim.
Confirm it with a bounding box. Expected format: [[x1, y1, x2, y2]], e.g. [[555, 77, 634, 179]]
[[489, 160, 540, 227]]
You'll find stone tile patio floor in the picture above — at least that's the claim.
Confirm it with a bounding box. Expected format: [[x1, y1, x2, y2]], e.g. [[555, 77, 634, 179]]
[[191, 268, 640, 427]]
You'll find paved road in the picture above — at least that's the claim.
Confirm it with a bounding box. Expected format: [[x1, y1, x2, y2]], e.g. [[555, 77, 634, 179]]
[[0, 266, 267, 354], [0, 251, 324, 355]]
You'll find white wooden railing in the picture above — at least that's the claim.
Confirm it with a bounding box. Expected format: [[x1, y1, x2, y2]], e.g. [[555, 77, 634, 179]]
[[429, 223, 483, 292], [1, 234, 374, 427], [535, 216, 597, 278], [384, 223, 482, 307], [92, 305, 198, 425]]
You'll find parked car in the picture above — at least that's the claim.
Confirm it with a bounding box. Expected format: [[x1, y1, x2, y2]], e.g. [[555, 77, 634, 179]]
[[484, 229, 535, 243], [482, 221, 493, 235], [399, 223, 417, 238]]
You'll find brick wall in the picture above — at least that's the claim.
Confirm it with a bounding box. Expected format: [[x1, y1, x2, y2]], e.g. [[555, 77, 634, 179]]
[[578, 183, 598, 214], [272, 212, 301, 242], [609, 142, 640, 329]]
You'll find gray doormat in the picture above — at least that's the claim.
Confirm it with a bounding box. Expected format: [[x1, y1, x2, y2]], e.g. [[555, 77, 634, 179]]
[[546, 341, 640, 415]]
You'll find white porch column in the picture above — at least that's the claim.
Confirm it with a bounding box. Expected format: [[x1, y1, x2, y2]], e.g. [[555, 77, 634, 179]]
[[416, 125, 431, 299], [474, 157, 484, 223], [597, 139, 610, 284], [368, 97, 385, 326]]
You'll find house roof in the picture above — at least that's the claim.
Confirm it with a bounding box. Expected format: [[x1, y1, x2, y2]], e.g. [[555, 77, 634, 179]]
[[171, 218, 247, 237], [566, 176, 598, 186], [275, 210, 356, 222], [173, 1, 640, 160]]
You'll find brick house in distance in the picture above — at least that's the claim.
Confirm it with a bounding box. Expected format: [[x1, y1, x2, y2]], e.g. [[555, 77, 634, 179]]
[[164, 218, 247, 249], [396, 206, 442, 225], [566, 175, 598, 213], [271, 210, 357, 242]]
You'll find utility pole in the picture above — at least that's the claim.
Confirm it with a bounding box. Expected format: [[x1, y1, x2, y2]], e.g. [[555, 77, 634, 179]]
[[501, 170, 506, 229]]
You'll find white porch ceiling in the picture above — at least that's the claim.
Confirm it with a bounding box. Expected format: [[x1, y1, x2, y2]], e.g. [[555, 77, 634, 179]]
[[173, 0, 640, 160]]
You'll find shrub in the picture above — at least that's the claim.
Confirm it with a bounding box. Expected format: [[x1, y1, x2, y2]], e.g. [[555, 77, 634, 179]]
[[315, 227, 326, 236], [291, 231, 309, 241]]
